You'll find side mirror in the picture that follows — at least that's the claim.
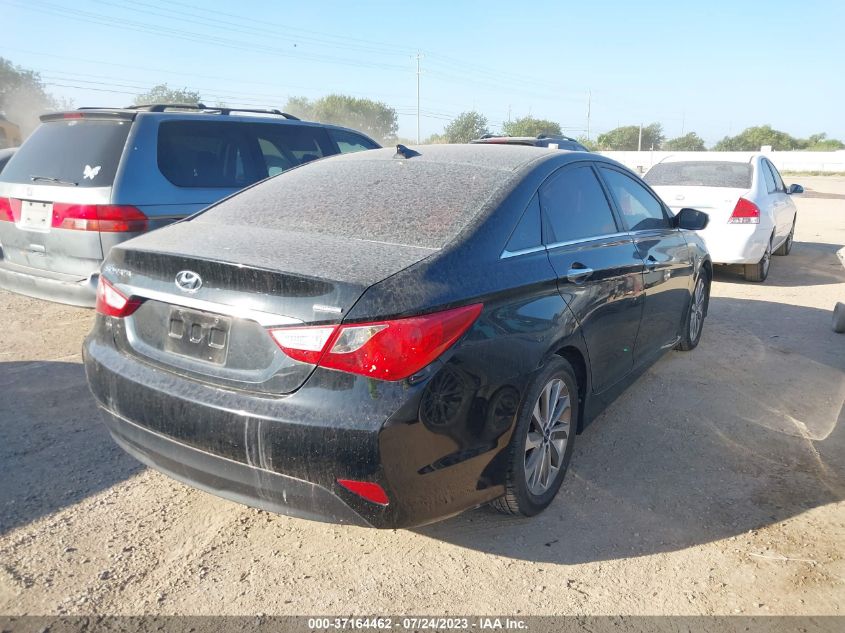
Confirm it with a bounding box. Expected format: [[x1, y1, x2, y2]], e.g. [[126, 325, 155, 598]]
[[675, 207, 709, 231], [787, 184, 803, 194]]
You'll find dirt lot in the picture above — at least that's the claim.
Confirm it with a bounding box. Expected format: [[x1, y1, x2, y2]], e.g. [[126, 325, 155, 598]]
[[1, 177, 843, 616]]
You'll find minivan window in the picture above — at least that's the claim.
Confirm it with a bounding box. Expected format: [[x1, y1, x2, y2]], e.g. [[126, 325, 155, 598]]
[[157, 121, 335, 188], [600, 167, 670, 231], [328, 128, 380, 154], [1, 119, 131, 187], [644, 161, 753, 189], [540, 165, 618, 244]]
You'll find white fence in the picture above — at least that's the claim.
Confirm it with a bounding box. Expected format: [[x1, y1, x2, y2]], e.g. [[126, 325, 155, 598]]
[[598, 150, 845, 174]]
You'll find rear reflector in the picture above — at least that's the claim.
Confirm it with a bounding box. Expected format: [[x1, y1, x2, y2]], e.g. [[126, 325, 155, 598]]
[[337, 479, 389, 506], [728, 198, 760, 224], [52, 204, 148, 232], [269, 303, 483, 381], [0, 197, 21, 222], [95, 277, 142, 318]]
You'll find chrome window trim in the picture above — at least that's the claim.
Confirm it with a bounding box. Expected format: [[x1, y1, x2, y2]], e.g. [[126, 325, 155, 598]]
[[500, 245, 546, 259], [544, 231, 632, 250], [500, 232, 634, 259]]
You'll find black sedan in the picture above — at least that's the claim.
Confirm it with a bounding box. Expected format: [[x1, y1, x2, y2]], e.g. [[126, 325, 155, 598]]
[[83, 144, 711, 528]]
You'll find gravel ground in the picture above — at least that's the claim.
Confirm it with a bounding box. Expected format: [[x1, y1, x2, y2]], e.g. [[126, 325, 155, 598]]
[[1, 177, 843, 616]]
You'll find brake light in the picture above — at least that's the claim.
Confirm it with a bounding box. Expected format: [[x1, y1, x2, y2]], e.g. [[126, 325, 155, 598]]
[[728, 198, 760, 224], [337, 479, 389, 506], [269, 303, 483, 381], [63, 112, 85, 119], [52, 204, 148, 232], [0, 197, 21, 222], [95, 277, 142, 317]]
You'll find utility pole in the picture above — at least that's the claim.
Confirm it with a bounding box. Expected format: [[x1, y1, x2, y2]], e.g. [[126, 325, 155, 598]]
[[507, 104, 512, 123], [415, 52, 422, 144], [638, 123, 643, 152], [586, 90, 591, 141]]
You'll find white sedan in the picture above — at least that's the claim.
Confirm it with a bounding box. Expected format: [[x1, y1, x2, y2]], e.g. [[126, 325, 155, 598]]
[[645, 155, 802, 282]]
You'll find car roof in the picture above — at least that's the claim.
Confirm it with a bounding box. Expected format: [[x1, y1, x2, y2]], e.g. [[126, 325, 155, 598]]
[[334, 143, 568, 172], [39, 106, 380, 140]]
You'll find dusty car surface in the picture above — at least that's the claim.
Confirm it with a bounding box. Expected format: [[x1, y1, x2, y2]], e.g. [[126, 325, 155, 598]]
[[83, 144, 711, 528]]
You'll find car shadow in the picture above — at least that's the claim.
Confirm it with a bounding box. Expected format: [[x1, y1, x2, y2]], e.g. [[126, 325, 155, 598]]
[[415, 298, 845, 563], [0, 361, 142, 535], [713, 241, 845, 287]]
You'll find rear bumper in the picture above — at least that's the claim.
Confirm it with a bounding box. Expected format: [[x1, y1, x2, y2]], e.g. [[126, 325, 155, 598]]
[[0, 261, 98, 307], [102, 407, 371, 527], [697, 224, 771, 265], [83, 327, 507, 528]]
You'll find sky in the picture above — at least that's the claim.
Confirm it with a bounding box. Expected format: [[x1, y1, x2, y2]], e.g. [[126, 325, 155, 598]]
[[2, 0, 844, 145]]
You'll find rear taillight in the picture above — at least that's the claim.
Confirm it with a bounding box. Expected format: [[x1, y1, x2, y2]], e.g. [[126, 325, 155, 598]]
[[53, 204, 148, 232], [269, 303, 483, 381], [728, 198, 760, 224], [0, 197, 21, 222], [95, 277, 142, 317]]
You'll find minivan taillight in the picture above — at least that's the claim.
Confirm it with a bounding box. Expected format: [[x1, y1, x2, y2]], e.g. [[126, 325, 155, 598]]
[[53, 204, 148, 232], [728, 198, 760, 224], [0, 197, 21, 222], [95, 277, 142, 317], [269, 303, 483, 381]]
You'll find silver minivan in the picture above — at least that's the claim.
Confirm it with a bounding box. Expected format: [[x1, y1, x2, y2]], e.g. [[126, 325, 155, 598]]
[[0, 105, 380, 306]]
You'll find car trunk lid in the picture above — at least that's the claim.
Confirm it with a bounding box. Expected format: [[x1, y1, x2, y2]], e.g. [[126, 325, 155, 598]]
[[651, 186, 751, 225], [105, 220, 438, 394]]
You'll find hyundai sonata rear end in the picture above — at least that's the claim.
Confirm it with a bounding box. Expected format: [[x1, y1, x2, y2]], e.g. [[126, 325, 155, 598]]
[[84, 145, 710, 527]]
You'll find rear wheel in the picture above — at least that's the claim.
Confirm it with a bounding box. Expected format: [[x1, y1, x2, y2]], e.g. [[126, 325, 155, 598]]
[[676, 271, 708, 351], [492, 356, 578, 517], [744, 238, 771, 282], [774, 218, 796, 256]]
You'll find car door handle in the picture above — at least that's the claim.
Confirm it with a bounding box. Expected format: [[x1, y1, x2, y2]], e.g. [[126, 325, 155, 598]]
[[566, 265, 593, 283]]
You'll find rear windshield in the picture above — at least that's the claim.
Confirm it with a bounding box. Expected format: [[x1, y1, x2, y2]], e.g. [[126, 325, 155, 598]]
[[196, 157, 508, 249], [1, 119, 131, 187], [157, 120, 335, 188], [644, 161, 752, 188]]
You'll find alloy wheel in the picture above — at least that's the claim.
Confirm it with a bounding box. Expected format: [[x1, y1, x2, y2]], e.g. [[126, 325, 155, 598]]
[[524, 378, 572, 496], [689, 277, 705, 340]]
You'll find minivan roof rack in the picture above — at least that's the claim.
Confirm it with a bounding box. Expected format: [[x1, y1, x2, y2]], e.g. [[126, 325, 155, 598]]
[[536, 133, 578, 142], [123, 104, 300, 119]]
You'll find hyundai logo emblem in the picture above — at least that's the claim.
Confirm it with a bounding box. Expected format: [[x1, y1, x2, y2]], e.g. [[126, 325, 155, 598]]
[[175, 270, 202, 293]]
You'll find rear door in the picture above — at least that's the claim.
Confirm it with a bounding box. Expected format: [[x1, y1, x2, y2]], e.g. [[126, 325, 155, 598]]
[[597, 165, 694, 362], [540, 163, 645, 393], [0, 114, 132, 280]]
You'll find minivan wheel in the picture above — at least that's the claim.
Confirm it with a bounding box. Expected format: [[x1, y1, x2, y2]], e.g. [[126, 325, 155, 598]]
[[492, 356, 578, 517], [744, 239, 771, 282], [676, 272, 708, 351]]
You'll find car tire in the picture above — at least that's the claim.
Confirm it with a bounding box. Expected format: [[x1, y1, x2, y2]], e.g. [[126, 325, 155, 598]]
[[492, 356, 578, 517], [675, 270, 709, 351], [774, 218, 796, 256], [744, 238, 772, 282]]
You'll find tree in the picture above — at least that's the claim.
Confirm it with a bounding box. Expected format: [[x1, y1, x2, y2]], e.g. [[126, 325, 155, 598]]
[[442, 111, 489, 143], [712, 125, 798, 151], [133, 84, 201, 106], [0, 57, 59, 137], [802, 133, 845, 151], [284, 94, 398, 145], [501, 116, 561, 138], [576, 136, 599, 151], [596, 123, 664, 150], [665, 132, 706, 151]]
